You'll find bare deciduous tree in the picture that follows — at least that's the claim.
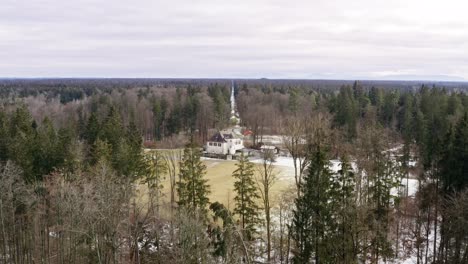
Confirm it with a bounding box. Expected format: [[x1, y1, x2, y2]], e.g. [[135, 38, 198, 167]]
[[255, 149, 277, 263], [282, 116, 310, 196]]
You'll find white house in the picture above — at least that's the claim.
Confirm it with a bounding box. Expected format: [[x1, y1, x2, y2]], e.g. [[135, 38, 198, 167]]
[[206, 130, 244, 155]]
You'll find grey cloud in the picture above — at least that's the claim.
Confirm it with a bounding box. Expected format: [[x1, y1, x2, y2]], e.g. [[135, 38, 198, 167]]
[[0, 0, 467, 80]]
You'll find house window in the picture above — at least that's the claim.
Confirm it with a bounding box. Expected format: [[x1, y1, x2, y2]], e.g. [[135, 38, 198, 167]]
[[218, 143, 221, 147]]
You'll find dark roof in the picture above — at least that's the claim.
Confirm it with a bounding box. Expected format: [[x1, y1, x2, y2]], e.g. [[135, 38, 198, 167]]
[[209, 132, 226, 143], [223, 134, 233, 139]]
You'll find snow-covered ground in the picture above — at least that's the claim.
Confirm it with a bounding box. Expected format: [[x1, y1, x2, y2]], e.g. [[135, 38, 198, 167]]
[[204, 150, 425, 263], [256, 135, 284, 145], [242, 156, 420, 197], [249, 156, 296, 180]]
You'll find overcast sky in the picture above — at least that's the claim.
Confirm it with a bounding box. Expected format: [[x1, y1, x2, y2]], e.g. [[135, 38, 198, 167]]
[[1, 0, 468, 80]]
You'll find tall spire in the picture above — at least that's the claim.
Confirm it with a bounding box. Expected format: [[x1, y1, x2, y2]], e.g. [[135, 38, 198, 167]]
[[230, 80, 240, 126]]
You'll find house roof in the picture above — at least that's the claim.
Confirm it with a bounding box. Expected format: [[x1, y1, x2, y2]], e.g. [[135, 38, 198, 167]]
[[223, 133, 233, 139], [243, 130, 253, 136], [209, 132, 227, 143], [208, 129, 244, 143], [220, 129, 243, 139]]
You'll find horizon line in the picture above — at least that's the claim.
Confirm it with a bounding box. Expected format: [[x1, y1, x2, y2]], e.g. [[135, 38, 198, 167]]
[[0, 77, 466, 83]]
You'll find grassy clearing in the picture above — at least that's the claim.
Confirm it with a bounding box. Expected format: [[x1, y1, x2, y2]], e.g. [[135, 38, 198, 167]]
[[137, 151, 295, 209]]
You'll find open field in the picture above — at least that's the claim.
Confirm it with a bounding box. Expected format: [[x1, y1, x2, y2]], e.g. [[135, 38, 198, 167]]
[[137, 152, 419, 209], [138, 151, 297, 208], [201, 158, 296, 207]]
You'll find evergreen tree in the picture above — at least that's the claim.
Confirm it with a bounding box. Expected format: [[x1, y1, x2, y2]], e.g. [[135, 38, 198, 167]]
[[380, 90, 399, 127], [152, 97, 167, 140], [335, 86, 358, 139], [90, 138, 112, 166], [57, 127, 80, 175], [100, 106, 124, 151], [209, 84, 229, 129], [439, 113, 468, 193], [353, 81, 370, 117], [183, 85, 200, 134], [167, 88, 183, 135], [33, 117, 58, 178], [209, 202, 243, 263], [0, 110, 7, 161], [177, 145, 211, 215], [8, 106, 36, 181], [367, 146, 401, 261], [369, 86, 383, 107], [331, 157, 358, 263], [143, 150, 168, 215], [232, 153, 261, 240], [292, 143, 334, 263], [121, 121, 145, 178], [84, 112, 100, 145], [288, 88, 299, 114]]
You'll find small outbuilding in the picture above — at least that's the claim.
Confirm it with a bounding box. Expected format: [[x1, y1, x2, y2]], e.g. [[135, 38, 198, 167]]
[[260, 145, 280, 154]]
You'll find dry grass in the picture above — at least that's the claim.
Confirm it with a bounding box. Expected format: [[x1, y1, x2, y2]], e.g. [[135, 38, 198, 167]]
[[137, 152, 295, 209]]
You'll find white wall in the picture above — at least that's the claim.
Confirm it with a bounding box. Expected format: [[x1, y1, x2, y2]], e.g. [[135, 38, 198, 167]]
[[206, 137, 244, 155], [206, 142, 228, 154]]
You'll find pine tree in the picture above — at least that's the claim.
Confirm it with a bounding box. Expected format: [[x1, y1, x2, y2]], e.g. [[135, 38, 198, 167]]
[[232, 153, 261, 241], [177, 145, 211, 215]]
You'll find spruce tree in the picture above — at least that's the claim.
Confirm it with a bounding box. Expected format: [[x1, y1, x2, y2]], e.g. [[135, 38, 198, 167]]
[[84, 112, 100, 145], [100, 106, 124, 152], [177, 145, 211, 215], [288, 88, 299, 114], [0, 110, 7, 161], [367, 147, 401, 261], [8, 106, 36, 181], [33, 117, 58, 178], [153, 98, 168, 141], [232, 153, 261, 240], [292, 143, 333, 263], [332, 157, 358, 263], [444, 113, 468, 192], [123, 121, 145, 178], [143, 150, 168, 216]]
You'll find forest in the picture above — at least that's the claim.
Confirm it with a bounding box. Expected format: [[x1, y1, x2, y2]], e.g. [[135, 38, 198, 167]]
[[0, 78, 467, 263]]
